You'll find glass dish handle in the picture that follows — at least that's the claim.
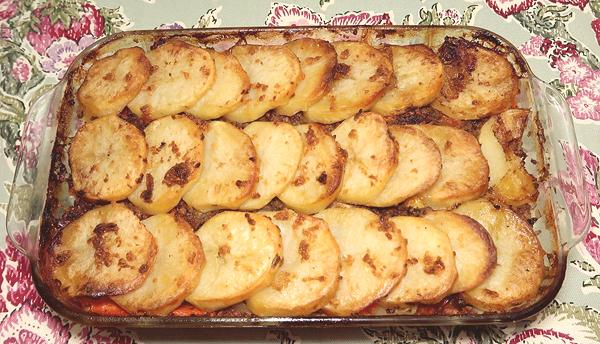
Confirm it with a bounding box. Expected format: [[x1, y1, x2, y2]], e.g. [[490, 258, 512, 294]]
[[532, 77, 591, 251], [5, 83, 63, 261]]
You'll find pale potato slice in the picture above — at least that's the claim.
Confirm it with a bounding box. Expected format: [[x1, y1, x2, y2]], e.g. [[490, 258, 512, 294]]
[[224, 45, 302, 123], [315, 207, 407, 316], [278, 124, 346, 214], [78, 47, 151, 118], [49, 203, 156, 297], [478, 118, 507, 186], [111, 214, 205, 315], [128, 115, 205, 215], [69, 116, 147, 201], [304, 41, 394, 123], [371, 44, 444, 116], [382, 216, 456, 305], [275, 38, 337, 116], [423, 211, 496, 294], [239, 122, 303, 210], [364, 126, 441, 207], [431, 37, 519, 120], [247, 209, 340, 316], [186, 212, 283, 311], [408, 125, 489, 209], [332, 112, 398, 204], [455, 199, 545, 312], [186, 50, 250, 120], [183, 121, 258, 212], [128, 39, 216, 120]]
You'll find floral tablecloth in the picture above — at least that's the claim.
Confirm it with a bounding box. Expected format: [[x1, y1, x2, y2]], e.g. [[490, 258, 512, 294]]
[[1, 0, 600, 343]]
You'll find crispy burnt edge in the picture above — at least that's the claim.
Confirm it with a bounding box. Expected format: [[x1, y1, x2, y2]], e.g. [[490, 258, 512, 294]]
[[39, 29, 551, 318]]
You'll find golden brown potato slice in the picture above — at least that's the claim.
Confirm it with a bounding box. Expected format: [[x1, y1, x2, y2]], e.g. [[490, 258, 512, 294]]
[[490, 152, 537, 206], [69, 116, 147, 201], [455, 199, 545, 312], [382, 216, 456, 305], [316, 207, 407, 316], [128, 39, 216, 120], [408, 125, 489, 209], [278, 124, 346, 214], [371, 45, 444, 116], [275, 38, 337, 116], [49, 203, 156, 297], [431, 37, 519, 120], [186, 212, 283, 311], [364, 126, 441, 207], [246, 209, 340, 316], [183, 121, 258, 212], [128, 115, 205, 215], [332, 113, 398, 204], [224, 45, 302, 123], [78, 47, 151, 118], [111, 214, 204, 315], [423, 211, 496, 294], [239, 122, 304, 210], [304, 41, 394, 124], [186, 50, 250, 120]]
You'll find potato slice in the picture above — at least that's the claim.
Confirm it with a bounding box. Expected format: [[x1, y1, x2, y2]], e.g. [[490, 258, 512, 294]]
[[364, 126, 441, 207], [224, 45, 302, 123], [186, 212, 283, 311], [111, 214, 205, 315], [183, 121, 258, 212], [78, 47, 151, 118], [247, 209, 340, 316], [431, 37, 519, 120], [186, 50, 250, 120], [278, 124, 346, 214], [128, 115, 205, 214], [304, 41, 394, 123], [239, 122, 304, 210], [69, 116, 147, 201], [423, 211, 496, 294], [455, 199, 545, 312], [371, 45, 444, 116], [128, 39, 216, 120], [332, 113, 398, 204], [408, 125, 488, 209], [49, 203, 156, 297], [478, 117, 508, 186], [382, 216, 456, 305], [316, 207, 407, 316], [490, 151, 537, 206], [275, 38, 337, 116]]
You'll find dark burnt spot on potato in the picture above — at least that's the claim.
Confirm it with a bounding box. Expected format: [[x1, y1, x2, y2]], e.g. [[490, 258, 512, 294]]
[[138, 264, 149, 273], [244, 213, 256, 226], [218, 245, 230, 258], [102, 72, 115, 81], [362, 252, 378, 274], [333, 63, 351, 79], [89, 222, 119, 267], [55, 251, 71, 265], [163, 162, 192, 186], [140, 174, 154, 202], [271, 254, 283, 268], [298, 240, 310, 261], [317, 171, 327, 184], [437, 37, 478, 99], [235, 179, 250, 188], [423, 254, 445, 275], [274, 210, 289, 221]]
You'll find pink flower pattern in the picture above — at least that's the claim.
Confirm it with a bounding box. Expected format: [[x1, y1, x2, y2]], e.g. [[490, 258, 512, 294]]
[[0, 304, 70, 344], [485, 0, 535, 18], [10, 58, 31, 83], [580, 71, 600, 101], [593, 19, 600, 46], [266, 3, 393, 27], [519, 35, 545, 57], [40, 35, 96, 79], [0, 0, 17, 21], [555, 56, 593, 84], [567, 90, 600, 121], [15, 120, 42, 169]]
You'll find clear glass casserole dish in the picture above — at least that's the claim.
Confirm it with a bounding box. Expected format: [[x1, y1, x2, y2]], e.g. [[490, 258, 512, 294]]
[[5, 25, 591, 327]]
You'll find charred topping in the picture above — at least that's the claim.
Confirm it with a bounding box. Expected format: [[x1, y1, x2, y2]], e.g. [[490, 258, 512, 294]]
[[140, 174, 154, 202], [244, 213, 256, 226], [89, 223, 118, 267], [316, 171, 328, 184], [169, 201, 222, 230], [118, 107, 147, 131], [438, 37, 478, 99], [333, 63, 351, 79], [163, 162, 192, 186]]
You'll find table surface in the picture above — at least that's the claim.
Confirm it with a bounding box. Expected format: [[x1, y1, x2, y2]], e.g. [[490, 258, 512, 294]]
[[1, 0, 600, 343]]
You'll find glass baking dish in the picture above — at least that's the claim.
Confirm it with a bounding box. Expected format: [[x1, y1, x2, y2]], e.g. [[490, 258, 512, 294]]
[[5, 25, 591, 327]]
